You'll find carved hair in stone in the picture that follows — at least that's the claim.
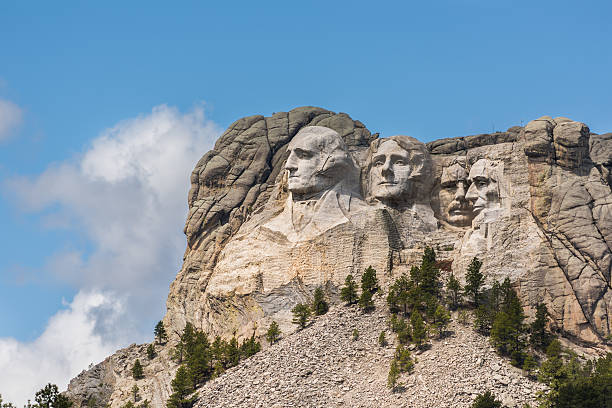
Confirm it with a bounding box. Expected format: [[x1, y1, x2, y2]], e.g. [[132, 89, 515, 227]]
[[285, 126, 359, 200], [465, 158, 502, 217], [437, 161, 474, 227], [365, 135, 433, 208]]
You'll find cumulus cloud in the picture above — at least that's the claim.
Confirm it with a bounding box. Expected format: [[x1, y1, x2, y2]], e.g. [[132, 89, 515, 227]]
[[0, 99, 23, 141], [2, 104, 220, 402], [0, 291, 124, 405]]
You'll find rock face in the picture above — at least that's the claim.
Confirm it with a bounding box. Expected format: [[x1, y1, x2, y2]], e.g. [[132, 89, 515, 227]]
[[66, 107, 611, 407], [168, 108, 611, 345]]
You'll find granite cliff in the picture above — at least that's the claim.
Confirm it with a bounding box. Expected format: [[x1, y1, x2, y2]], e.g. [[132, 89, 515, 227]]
[[67, 107, 611, 407]]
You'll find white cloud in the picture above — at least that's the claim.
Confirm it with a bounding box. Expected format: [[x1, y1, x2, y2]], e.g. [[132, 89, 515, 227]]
[[0, 99, 23, 141], [0, 291, 124, 406], [3, 104, 220, 402]]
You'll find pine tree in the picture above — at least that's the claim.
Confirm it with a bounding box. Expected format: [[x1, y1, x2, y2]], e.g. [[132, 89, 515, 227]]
[[411, 311, 426, 347], [312, 287, 329, 316], [154, 321, 168, 345], [187, 340, 212, 387], [417, 247, 440, 298], [387, 359, 400, 390], [291, 303, 311, 329], [394, 345, 415, 372], [490, 279, 526, 366], [361, 266, 379, 295], [433, 304, 451, 338], [340, 274, 359, 305], [225, 334, 240, 368], [132, 359, 144, 380], [446, 272, 462, 310], [530, 303, 551, 350], [358, 288, 375, 312], [166, 365, 197, 408], [464, 257, 484, 305], [266, 321, 281, 345], [378, 331, 388, 347], [132, 384, 140, 403], [352, 328, 359, 341], [522, 354, 538, 379], [387, 273, 412, 316], [34, 384, 73, 408], [147, 344, 156, 360], [470, 391, 503, 408], [240, 332, 261, 359]]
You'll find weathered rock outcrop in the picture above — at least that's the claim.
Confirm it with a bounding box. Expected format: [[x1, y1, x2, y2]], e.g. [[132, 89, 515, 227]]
[[66, 108, 611, 407]]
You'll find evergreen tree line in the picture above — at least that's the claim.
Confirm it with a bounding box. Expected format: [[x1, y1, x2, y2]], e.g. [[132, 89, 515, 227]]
[[289, 266, 380, 331], [385, 247, 451, 390], [161, 322, 261, 408], [1, 384, 73, 408]]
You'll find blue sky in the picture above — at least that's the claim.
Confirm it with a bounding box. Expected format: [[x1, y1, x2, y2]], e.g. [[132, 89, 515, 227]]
[[0, 0, 611, 403]]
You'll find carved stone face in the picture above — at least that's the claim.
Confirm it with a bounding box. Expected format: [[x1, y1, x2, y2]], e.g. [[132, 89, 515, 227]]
[[439, 163, 473, 227], [367, 136, 431, 207], [284, 126, 352, 198], [465, 159, 500, 216]]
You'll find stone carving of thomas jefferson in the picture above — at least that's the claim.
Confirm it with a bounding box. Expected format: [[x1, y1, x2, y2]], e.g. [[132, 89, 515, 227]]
[[263, 126, 366, 242], [366, 136, 433, 209]]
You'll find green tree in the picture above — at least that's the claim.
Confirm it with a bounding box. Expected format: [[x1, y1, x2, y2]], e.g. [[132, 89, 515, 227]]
[[34, 384, 73, 408], [132, 384, 140, 403], [387, 274, 412, 315], [361, 266, 379, 295], [446, 272, 462, 310], [166, 365, 197, 408], [530, 303, 551, 350], [147, 344, 156, 360], [411, 310, 426, 347], [522, 354, 538, 380], [390, 315, 412, 345], [470, 391, 504, 408], [378, 331, 388, 347], [240, 332, 261, 359], [340, 274, 359, 305], [154, 321, 168, 345], [225, 334, 241, 368], [291, 303, 311, 329], [352, 328, 359, 341], [187, 340, 212, 387], [432, 304, 451, 338], [464, 257, 484, 305], [358, 288, 375, 312], [266, 321, 281, 345], [490, 280, 526, 366], [394, 345, 415, 373], [312, 286, 329, 316], [387, 359, 401, 390], [132, 359, 144, 380]]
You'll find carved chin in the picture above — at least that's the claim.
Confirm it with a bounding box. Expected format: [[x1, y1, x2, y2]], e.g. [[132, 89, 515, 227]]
[[447, 214, 472, 227]]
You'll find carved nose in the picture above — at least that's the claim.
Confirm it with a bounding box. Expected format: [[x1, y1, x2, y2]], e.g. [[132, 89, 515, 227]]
[[465, 182, 477, 202], [455, 182, 467, 201], [285, 151, 298, 171], [381, 160, 392, 177]]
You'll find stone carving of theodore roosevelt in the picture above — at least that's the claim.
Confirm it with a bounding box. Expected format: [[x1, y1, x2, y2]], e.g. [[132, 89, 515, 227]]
[[264, 126, 366, 241]]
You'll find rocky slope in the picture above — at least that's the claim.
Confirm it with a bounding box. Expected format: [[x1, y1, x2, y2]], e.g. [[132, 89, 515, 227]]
[[193, 296, 546, 408]]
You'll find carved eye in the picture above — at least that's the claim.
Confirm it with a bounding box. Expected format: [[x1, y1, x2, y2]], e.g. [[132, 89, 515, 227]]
[[374, 160, 385, 167], [478, 180, 488, 187], [295, 150, 313, 159], [395, 160, 405, 166]]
